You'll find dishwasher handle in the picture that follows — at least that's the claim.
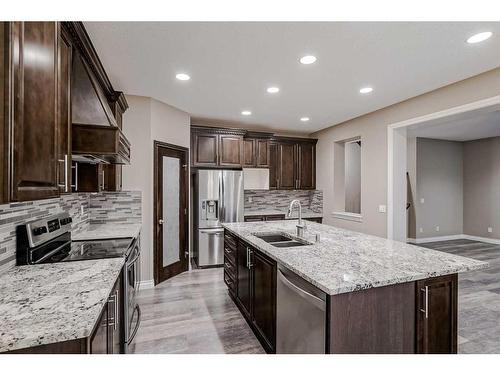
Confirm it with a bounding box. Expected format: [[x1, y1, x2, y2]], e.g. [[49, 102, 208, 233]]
[[278, 268, 326, 311]]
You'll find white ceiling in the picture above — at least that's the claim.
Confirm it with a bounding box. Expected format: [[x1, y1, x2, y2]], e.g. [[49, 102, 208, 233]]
[[408, 109, 500, 141], [85, 22, 500, 134]]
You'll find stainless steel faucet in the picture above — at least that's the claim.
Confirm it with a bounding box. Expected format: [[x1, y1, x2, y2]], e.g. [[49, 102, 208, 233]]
[[287, 199, 306, 237]]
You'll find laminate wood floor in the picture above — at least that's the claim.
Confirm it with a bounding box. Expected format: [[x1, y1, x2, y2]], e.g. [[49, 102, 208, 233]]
[[420, 239, 500, 353], [129, 268, 265, 354]]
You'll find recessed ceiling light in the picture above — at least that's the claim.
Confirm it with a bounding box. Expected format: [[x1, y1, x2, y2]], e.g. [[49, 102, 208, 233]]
[[267, 87, 280, 94], [467, 31, 493, 44], [359, 87, 373, 94], [241, 110, 252, 116], [175, 73, 190, 81], [300, 117, 310, 122], [300, 55, 317, 65]]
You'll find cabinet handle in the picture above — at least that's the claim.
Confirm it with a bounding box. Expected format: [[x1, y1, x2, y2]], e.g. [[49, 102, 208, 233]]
[[114, 289, 119, 330], [58, 155, 69, 192], [420, 286, 429, 319], [246, 247, 249, 268], [102, 170, 105, 190]]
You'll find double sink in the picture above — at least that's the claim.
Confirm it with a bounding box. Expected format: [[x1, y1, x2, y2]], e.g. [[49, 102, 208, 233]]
[[253, 232, 312, 248]]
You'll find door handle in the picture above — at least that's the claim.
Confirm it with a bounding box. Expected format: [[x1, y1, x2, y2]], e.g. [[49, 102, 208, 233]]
[[158, 219, 164, 225]]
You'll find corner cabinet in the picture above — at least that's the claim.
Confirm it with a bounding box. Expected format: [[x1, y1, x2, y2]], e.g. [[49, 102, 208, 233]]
[[270, 137, 317, 190], [226, 230, 277, 353]]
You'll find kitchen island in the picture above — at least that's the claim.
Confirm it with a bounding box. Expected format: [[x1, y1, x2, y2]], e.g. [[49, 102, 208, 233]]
[[222, 220, 488, 354]]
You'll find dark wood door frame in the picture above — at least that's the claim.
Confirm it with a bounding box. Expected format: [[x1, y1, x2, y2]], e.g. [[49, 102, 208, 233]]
[[153, 140, 189, 285]]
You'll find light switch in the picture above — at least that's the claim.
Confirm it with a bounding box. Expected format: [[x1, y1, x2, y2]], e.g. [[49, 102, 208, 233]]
[[378, 205, 386, 213], [420, 198, 425, 204], [419, 228, 423, 233], [436, 226, 440, 232], [488, 227, 493, 233]]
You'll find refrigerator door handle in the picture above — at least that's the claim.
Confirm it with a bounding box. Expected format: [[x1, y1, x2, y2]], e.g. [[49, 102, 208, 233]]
[[220, 172, 225, 223]]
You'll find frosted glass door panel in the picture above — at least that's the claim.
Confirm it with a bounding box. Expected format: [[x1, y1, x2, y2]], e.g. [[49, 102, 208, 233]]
[[163, 156, 180, 267]]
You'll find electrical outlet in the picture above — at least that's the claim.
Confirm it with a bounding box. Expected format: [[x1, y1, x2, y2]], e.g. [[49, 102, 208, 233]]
[[436, 226, 440, 232], [488, 227, 493, 233], [420, 198, 425, 204], [80, 205, 85, 215], [419, 227, 423, 233], [378, 205, 387, 213]]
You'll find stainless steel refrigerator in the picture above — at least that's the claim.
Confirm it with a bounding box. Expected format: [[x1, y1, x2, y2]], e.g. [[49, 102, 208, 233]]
[[194, 170, 244, 267]]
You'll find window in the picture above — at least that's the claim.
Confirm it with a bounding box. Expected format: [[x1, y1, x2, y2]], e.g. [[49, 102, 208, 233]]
[[333, 137, 362, 221]]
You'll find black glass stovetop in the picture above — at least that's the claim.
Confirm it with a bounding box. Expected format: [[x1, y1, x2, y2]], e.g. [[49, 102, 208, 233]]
[[64, 238, 134, 262]]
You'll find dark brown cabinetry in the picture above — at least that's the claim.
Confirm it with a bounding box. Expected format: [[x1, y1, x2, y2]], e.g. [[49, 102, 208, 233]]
[[9, 22, 60, 202], [251, 250, 276, 352], [89, 272, 123, 354], [242, 136, 271, 168], [236, 241, 252, 318], [416, 274, 457, 354], [219, 134, 243, 167], [270, 138, 317, 190], [191, 126, 245, 168], [1, 22, 129, 203], [244, 214, 322, 223], [226, 230, 277, 353]]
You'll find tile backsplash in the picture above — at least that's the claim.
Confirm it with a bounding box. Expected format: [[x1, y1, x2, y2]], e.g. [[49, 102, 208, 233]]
[[244, 190, 323, 213], [0, 190, 141, 274]]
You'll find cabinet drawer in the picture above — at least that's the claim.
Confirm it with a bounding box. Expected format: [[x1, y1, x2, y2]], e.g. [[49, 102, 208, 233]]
[[244, 215, 265, 222], [224, 257, 236, 279], [224, 246, 236, 264], [224, 270, 236, 294], [224, 232, 237, 249], [265, 214, 285, 221]]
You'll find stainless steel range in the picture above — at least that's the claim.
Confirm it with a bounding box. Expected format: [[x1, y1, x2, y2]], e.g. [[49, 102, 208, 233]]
[[16, 212, 141, 351]]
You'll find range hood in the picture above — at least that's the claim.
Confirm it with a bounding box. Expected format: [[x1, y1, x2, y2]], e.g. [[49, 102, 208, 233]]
[[71, 49, 131, 165]]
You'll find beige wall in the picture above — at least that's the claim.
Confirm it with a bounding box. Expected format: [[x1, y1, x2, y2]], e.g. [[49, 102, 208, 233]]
[[415, 138, 463, 239], [312, 67, 500, 237], [463, 136, 500, 240], [122, 95, 190, 283]]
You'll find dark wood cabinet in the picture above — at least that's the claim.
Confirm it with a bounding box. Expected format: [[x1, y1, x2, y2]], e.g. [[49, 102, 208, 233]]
[[236, 241, 252, 318], [242, 138, 256, 167], [73, 163, 122, 192], [192, 132, 219, 167], [57, 27, 73, 194], [1, 22, 129, 204], [416, 274, 458, 354], [219, 134, 243, 167], [90, 307, 108, 354], [270, 138, 317, 190], [251, 250, 276, 352], [242, 137, 270, 168], [277, 142, 296, 190], [102, 164, 122, 192], [9, 22, 60, 202], [297, 141, 316, 189], [227, 232, 277, 353], [269, 142, 278, 190]]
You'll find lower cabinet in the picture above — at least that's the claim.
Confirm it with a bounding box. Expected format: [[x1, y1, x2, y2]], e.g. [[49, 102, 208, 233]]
[[227, 231, 277, 353], [90, 272, 123, 354], [416, 274, 457, 354]]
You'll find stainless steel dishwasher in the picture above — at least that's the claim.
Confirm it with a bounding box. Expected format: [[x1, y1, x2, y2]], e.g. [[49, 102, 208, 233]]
[[276, 265, 326, 353]]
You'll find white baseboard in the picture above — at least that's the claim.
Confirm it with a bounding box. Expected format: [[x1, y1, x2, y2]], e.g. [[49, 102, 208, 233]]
[[408, 234, 500, 245], [138, 280, 154, 290]]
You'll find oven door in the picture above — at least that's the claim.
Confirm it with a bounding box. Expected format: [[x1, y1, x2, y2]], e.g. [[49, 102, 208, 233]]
[[125, 239, 141, 348]]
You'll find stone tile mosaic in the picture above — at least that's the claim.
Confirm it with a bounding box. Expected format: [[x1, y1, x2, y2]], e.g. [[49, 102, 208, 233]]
[[244, 190, 323, 213]]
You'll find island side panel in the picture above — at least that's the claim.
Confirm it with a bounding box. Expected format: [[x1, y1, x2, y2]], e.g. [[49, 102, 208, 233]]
[[329, 281, 416, 354]]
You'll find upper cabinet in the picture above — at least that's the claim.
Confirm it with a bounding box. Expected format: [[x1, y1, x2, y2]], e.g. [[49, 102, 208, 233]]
[[190, 125, 317, 190], [191, 126, 245, 168], [271, 137, 317, 190], [1, 22, 129, 203], [8, 22, 61, 201]]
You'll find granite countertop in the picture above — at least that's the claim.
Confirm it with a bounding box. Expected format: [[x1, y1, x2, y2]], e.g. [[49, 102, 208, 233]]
[[0, 258, 124, 353], [73, 223, 142, 241], [222, 220, 488, 295], [244, 209, 323, 219]]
